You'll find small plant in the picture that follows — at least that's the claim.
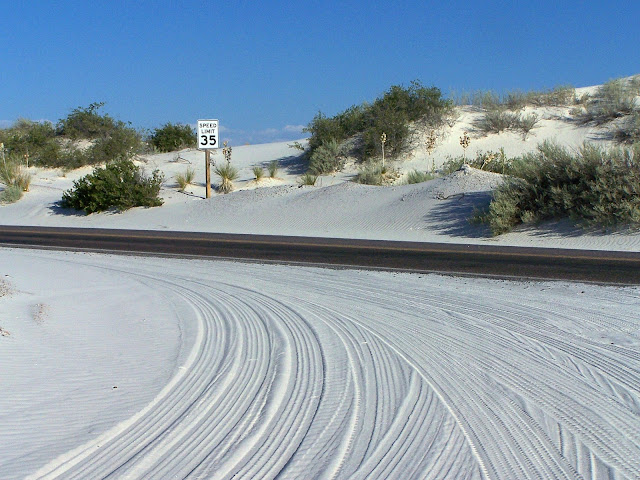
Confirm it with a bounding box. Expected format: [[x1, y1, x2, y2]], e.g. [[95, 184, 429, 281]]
[[252, 166, 265, 181], [406, 170, 435, 184], [298, 172, 318, 186], [0, 155, 31, 193], [214, 163, 239, 194], [267, 160, 279, 178], [60, 159, 164, 213], [175, 167, 196, 191], [459, 131, 470, 159], [149, 123, 196, 152], [354, 162, 399, 185], [514, 113, 539, 139], [222, 141, 232, 163]]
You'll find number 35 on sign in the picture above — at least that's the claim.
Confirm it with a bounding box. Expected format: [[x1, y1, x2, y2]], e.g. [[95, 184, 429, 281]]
[[197, 120, 219, 149]]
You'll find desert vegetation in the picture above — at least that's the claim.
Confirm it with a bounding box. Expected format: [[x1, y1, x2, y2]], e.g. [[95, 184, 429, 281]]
[[175, 167, 196, 191], [477, 141, 640, 235], [304, 81, 454, 166], [148, 123, 196, 152], [60, 159, 164, 213], [0, 150, 31, 204], [0, 103, 143, 169]]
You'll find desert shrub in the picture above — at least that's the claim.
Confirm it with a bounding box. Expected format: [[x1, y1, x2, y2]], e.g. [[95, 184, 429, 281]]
[[298, 172, 318, 185], [305, 81, 453, 162], [615, 111, 640, 144], [215, 163, 239, 193], [577, 78, 639, 124], [527, 85, 575, 106], [481, 141, 640, 234], [83, 124, 142, 165], [475, 108, 518, 134], [406, 170, 435, 184], [56, 102, 117, 139], [252, 166, 264, 181], [0, 155, 31, 192], [60, 159, 164, 213], [175, 167, 195, 191], [308, 138, 344, 174], [149, 123, 196, 152], [0, 119, 65, 166], [353, 162, 399, 185], [513, 113, 539, 139], [475, 109, 539, 138], [267, 160, 279, 178], [0, 185, 23, 204]]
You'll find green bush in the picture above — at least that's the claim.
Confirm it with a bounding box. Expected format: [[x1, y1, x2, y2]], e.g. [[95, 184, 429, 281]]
[[0, 185, 24, 204], [60, 159, 164, 213], [56, 102, 117, 139], [0, 103, 144, 169], [305, 81, 453, 162], [353, 162, 398, 185], [481, 141, 640, 234], [308, 138, 344, 174], [148, 123, 196, 152]]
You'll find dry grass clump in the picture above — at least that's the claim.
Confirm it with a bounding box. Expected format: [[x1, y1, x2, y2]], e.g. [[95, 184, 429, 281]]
[[354, 162, 399, 185], [574, 77, 640, 125], [252, 166, 265, 181], [215, 163, 239, 194], [474, 109, 539, 139], [0, 155, 31, 203], [479, 141, 640, 235], [175, 167, 195, 191], [267, 160, 279, 178], [406, 170, 435, 184], [298, 172, 318, 186]]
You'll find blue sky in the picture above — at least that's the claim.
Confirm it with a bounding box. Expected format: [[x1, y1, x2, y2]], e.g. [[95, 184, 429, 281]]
[[2, 1, 639, 145]]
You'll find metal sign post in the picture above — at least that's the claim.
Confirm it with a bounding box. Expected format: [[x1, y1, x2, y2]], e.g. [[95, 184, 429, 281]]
[[197, 119, 219, 198]]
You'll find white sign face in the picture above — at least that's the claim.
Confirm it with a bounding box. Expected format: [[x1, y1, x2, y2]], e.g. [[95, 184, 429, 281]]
[[197, 119, 219, 149]]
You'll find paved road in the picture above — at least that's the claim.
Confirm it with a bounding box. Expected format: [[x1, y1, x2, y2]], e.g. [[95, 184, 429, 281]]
[[1, 225, 639, 284]]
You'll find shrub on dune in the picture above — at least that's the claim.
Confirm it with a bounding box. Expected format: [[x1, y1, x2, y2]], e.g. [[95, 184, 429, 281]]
[[480, 141, 640, 235], [60, 159, 164, 213]]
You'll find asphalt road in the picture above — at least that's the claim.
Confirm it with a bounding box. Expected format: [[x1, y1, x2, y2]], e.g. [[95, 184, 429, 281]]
[[1, 225, 639, 284]]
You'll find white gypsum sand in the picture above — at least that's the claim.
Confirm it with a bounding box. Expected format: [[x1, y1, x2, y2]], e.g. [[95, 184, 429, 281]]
[[1, 78, 640, 478], [1, 248, 639, 479]]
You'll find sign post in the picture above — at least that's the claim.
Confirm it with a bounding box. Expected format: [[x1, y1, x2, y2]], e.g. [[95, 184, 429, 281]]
[[197, 119, 219, 198]]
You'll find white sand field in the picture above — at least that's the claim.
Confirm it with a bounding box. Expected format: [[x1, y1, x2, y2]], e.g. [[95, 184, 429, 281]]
[[2, 81, 640, 478], [2, 249, 639, 479]]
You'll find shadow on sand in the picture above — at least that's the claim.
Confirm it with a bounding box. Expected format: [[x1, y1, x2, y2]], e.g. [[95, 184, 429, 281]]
[[264, 153, 307, 176], [424, 191, 493, 238]]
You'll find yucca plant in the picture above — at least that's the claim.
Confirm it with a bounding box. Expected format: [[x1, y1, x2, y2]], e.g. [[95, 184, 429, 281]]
[[215, 163, 239, 193], [252, 166, 264, 181], [298, 172, 318, 186], [267, 160, 279, 178], [175, 167, 195, 191]]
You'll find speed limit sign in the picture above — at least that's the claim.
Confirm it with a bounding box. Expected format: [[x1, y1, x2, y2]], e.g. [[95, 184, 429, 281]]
[[197, 119, 219, 149]]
